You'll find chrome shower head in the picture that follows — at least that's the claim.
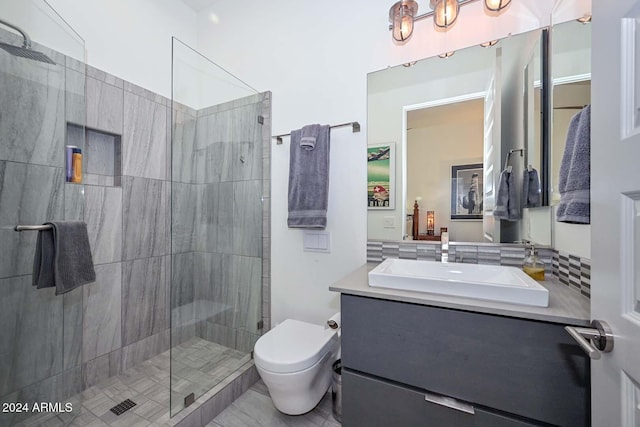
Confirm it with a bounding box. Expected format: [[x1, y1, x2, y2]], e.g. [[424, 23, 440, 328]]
[[0, 18, 56, 65], [0, 41, 56, 64]]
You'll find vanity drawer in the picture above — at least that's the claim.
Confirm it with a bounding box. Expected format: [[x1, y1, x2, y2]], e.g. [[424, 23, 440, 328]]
[[343, 369, 542, 427], [341, 294, 590, 427]]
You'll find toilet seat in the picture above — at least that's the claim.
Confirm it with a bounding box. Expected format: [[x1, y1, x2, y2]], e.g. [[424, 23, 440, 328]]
[[254, 319, 337, 374]]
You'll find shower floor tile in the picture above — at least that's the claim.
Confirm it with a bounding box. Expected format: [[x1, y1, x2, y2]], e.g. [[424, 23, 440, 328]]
[[14, 338, 250, 427]]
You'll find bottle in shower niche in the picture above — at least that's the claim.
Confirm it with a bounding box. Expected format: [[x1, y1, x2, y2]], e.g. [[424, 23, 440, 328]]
[[71, 147, 82, 183], [65, 145, 77, 182], [523, 245, 545, 281]]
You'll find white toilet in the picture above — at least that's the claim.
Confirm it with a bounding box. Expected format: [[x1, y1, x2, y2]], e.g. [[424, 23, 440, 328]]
[[253, 318, 340, 415]]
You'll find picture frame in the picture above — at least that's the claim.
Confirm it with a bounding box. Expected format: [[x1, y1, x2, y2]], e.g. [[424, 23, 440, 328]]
[[367, 143, 395, 210], [451, 163, 483, 220]]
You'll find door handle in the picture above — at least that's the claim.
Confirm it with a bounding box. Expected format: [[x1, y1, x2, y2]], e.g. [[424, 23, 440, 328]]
[[565, 320, 614, 360]]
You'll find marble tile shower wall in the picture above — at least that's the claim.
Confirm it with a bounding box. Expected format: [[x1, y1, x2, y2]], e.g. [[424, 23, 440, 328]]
[[0, 29, 271, 425], [367, 240, 591, 299], [170, 93, 272, 355]]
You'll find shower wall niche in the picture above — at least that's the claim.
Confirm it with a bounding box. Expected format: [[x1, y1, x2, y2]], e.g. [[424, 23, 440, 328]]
[[67, 124, 122, 187]]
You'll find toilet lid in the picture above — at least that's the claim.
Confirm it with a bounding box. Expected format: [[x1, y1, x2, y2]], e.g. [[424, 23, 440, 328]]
[[254, 319, 337, 374]]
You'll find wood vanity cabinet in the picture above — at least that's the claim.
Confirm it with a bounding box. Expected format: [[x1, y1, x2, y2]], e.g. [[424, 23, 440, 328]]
[[340, 294, 590, 427]]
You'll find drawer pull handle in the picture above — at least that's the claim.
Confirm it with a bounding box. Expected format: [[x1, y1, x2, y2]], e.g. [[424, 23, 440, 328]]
[[424, 392, 475, 415]]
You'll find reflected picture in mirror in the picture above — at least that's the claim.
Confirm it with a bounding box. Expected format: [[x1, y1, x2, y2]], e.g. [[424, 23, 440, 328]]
[[367, 143, 396, 209], [451, 163, 483, 220]]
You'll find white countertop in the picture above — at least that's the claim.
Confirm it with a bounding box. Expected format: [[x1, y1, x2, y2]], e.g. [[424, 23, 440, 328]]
[[329, 263, 591, 326]]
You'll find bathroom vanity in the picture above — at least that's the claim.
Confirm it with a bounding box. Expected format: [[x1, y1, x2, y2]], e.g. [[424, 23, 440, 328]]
[[330, 264, 591, 427]]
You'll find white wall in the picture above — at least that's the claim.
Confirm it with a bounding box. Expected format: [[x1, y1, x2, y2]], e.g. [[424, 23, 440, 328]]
[[1, 0, 199, 98], [195, 0, 570, 326]]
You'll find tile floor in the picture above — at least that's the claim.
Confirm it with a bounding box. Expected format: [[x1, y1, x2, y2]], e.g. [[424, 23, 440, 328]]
[[169, 338, 249, 414], [14, 338, 340, 427], [15, 338, 250, 427], [209, 381, 341, 427]]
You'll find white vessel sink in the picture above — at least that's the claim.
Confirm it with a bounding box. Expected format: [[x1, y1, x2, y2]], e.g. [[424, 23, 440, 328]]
[[368, 258, 549, 307]]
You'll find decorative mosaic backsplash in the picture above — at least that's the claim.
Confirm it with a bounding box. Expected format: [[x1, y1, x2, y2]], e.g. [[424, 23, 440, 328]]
[[553, 251, 591, 298], [367, 240, 590, 299]]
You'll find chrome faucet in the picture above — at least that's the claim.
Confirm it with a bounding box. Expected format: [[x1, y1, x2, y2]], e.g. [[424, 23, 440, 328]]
[[441, 229, 450, 263]]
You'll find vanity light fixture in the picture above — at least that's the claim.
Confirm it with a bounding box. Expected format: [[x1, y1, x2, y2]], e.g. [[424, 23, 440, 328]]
[[577, 13, 592, 24], [484, 0, 511, 12], [388, 0, 512, 43], [438, 51, 455, 58], [389, 0, 419, 42], [480, 39, 499, 47], [433, 0, 459, 28]]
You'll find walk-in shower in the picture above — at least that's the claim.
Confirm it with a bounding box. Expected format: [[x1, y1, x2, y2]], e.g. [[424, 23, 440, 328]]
[[1, 2, 271, 425]]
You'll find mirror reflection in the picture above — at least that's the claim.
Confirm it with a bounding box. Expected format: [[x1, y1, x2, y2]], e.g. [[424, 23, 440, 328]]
[[550, 20, 591, 205], [367, 28, 545, 243], [367, 19, 591, 246]]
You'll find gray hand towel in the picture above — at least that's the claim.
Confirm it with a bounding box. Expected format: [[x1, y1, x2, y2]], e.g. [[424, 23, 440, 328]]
[[33, 227, 55, 290], [288, 124, 331, 229], [300, 124, 320, 150], [557, 105, 590, 224], [523, 168, 541, 208], [32, 221, 96, 295], [493, 169, 521, 221]]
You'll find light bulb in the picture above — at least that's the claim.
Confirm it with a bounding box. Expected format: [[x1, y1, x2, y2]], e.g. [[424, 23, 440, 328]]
[[434, 0, 459, 29], [389, 1, 418, 43], [484, 0, 511, 12], [394, 14, 414, 41]]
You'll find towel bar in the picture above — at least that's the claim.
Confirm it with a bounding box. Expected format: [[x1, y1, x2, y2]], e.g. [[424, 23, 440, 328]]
[[504, 148, 525, 170], [273, 121, 360, 145], [15, 224, 53, 232]]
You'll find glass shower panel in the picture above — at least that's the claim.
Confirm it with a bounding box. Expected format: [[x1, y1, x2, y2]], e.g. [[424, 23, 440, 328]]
[[0, 0, 86, 425], [170, 38, 265, 416]]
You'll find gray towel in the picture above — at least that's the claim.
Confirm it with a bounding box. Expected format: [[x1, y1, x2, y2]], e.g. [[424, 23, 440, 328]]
[[493, 169, 521, 221], [300, 124, 321, 150], [288, 124, 331, 229], [33, 221, 96, 295], [523, 168, 541, 208], [557, 105, 590, 224]]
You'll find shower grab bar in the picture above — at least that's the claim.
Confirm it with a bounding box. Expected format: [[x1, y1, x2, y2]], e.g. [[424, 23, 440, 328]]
[[273, 121, 360, 145], [14, 224, 53, 232]]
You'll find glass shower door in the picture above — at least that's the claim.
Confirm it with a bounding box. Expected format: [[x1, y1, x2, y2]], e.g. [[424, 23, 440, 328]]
[[0, 1, 86, 425], [170, 38, 268, 416]]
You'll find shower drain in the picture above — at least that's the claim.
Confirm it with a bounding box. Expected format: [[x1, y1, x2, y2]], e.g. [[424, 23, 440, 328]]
[[109, 399, 136, 416]]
